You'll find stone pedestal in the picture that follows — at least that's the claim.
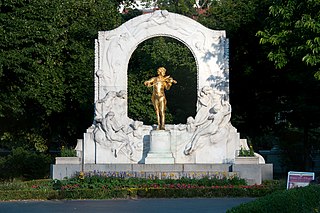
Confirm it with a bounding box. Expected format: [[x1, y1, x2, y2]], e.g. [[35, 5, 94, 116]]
[[55, 157, 81, 165], [234, 156, 260, 164], [145, 130, 174, 164]]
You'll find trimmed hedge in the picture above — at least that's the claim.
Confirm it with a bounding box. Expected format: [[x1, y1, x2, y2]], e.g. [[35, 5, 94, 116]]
[[0, 190, 59, 201], [0, 188, 258, 201], [131, 186, 275, 198], [0, 186, 280, 201], [227, 185, 320, 213], [0, 189, 129, 201]]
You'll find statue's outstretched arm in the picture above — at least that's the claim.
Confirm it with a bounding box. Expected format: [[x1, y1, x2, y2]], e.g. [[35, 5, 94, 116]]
[[144, 77, 156, 87]]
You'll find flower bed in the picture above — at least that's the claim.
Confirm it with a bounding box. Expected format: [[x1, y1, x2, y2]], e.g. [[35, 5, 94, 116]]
[[0, 177, 286, 201]]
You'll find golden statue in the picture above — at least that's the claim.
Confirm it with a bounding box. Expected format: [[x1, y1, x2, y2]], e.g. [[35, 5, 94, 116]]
[[144, 67, 177, 130]]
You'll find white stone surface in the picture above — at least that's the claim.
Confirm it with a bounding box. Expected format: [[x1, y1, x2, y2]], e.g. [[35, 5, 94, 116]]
[[234, 156, 260, 164], [145, 130, 174, 164], [76, 10, 264, 165], [55, 157, 81, 165], [95, 10, 228, 102], [51, 163, 273, 185]]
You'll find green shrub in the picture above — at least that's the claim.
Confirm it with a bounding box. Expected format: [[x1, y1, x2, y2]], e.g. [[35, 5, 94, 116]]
[[0, 190, 59, 201], [52, 176, 280, 199], [58, 175, 247, 191], [0, 179, 56, 200], [227, 185, 320, 213], [133, 186, 272, 198], [60, 146, 76, 157], [261, 179, 286, 190], [0, 147, 51, 180], [58, 188, 129, 199], [238, 145, 255, 157]]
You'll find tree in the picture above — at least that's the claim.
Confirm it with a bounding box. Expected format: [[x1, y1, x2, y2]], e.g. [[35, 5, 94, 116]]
[[197, 0, 280, 147], [256, 0, 320, 170], [257, 0, 320, 80], [0, 0, 122, 153], [151, 0, 197, 16]]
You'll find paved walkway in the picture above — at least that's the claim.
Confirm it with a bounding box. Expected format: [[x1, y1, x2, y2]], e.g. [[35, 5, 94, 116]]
[[0, 198, 254, 213]]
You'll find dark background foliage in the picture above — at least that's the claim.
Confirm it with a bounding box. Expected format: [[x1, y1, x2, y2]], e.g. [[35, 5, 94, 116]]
[[128, 36, 197, 125], [0, 0, 319, 179]]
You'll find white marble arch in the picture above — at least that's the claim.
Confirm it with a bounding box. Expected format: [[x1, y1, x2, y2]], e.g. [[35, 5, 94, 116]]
[[94, 10, 229, 106], [79, 10, 265, 165]]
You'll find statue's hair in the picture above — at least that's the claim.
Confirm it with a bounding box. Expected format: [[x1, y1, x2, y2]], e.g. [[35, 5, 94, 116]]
[[157, 67, 166, 73]]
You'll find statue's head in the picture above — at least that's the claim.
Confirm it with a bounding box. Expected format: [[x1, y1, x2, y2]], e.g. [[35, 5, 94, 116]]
[[116, 90, 127, 98], [106, 111, 115, 118], [157, 67, 166, 76], [201, 86, 213, 95], [187, 116, 194, 124]]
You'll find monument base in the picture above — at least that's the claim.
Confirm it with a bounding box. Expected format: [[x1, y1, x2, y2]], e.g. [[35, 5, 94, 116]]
[[145, 130, 175, 164], [51, 163, 273, 185], [145, 153, 175, 164]]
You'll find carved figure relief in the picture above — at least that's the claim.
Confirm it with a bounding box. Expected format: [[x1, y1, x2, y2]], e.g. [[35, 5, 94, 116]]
[[103, 33, 128, 86], [102, 111, 133, 159], [93, 89, 141, 160], [131, 10, 193, 38], [93, 121, 111, 148], [128, 120, 144, 150], [95, 69, 107, 91], [94, 90, 131, 123], [113, 90, 133, 125], [131, 10, 171, 36], [184, 88, 231, 155]]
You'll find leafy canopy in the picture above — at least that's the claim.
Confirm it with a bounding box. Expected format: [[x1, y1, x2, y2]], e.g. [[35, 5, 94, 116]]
[[0, 0, 122, 151], [257, 0, 320, 79]]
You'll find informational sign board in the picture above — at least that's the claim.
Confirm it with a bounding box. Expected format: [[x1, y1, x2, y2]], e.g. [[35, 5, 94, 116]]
[[287, 171, 315, 189]]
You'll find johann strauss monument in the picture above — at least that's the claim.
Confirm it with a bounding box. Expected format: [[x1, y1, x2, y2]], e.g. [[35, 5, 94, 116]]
[[52, 10, 272, 184]]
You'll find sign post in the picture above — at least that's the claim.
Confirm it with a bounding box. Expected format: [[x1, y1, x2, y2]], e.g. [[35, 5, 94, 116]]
[[287, 171, 315, 189]]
